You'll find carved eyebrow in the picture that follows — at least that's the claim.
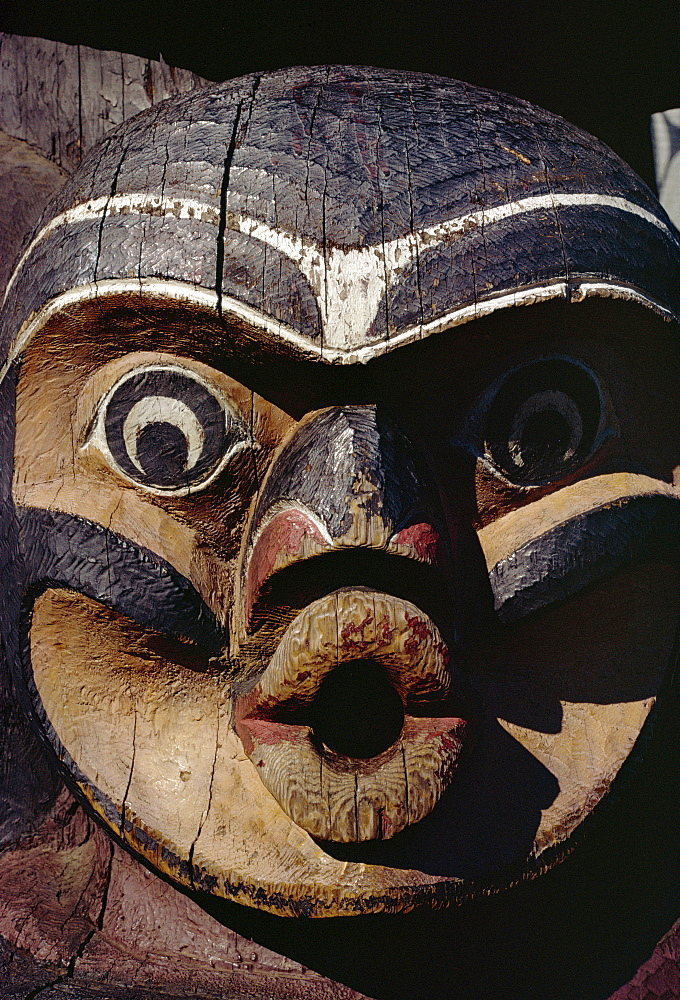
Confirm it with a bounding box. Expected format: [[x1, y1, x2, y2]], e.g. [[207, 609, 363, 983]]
[[1, 277, 674, 390], [2, 191, 678, 387], [16, 506, 226, 654], [476, 473, 680, 623], [5, 189, 677, 335], [239, 195, 677, 347], [489, 491, 680, 624]]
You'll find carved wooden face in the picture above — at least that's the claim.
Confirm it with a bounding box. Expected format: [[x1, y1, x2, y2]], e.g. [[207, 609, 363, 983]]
[[2, 68, 679, 916]]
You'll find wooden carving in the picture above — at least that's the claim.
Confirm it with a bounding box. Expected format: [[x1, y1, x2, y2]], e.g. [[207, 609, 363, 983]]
[[0, 43, 679, 998]]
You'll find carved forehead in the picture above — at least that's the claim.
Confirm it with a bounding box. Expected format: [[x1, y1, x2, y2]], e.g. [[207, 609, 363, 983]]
[[45, 65, 677, 241], [2, 65, 679, 368]]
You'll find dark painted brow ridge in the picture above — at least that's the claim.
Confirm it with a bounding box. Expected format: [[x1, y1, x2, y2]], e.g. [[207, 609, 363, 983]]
[[490, 494, 680, 624], [15, 506, 226, 656], [12, 493, 680, 656]]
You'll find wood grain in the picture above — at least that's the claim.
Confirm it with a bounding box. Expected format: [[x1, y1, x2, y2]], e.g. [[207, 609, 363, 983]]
[[0, 36, 679, 998], [0, 788, 367, 999], [236, 588, 468, 842], [28, 588, 456, 917], [0, 33, 209, 173]]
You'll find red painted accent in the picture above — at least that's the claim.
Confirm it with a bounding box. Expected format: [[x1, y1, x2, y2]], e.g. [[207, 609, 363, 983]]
[[403, 612, 431, 657], [404, 716, 469, 739], [233, 690, 258, 755], [390, 522, 441, 565], [238, 718, 310, 747], [340, 611, 374, 652], [376, 614, 396, 647], [246, 508, 328, 625]]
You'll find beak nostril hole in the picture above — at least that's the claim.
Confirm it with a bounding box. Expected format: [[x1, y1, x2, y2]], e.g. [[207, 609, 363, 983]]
[[304, 660, 405, 759]]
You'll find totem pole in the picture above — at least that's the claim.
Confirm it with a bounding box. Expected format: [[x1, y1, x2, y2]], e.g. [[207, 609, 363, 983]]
[[0, 35, 678, 1000]]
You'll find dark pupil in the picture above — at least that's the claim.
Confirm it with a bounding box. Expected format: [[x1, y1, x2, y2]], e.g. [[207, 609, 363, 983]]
[[518, 410, 572, 468], [136, 423, 189, 482], [104, 369, 233, 490], [484, 360, 601, 486]]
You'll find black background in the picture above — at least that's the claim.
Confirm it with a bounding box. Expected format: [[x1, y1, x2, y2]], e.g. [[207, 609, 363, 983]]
[[0, 0, 677, 188]]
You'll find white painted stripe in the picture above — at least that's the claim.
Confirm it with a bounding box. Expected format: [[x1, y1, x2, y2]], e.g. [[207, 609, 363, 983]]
[[0, 279, 324, 384], [2, 276, 675, 388], [249, 500, 334, 552], [242, 194, 679, 349], [4, 189, 677, 349], [2, 194, 220, 306], [393, 280, 678, 356]]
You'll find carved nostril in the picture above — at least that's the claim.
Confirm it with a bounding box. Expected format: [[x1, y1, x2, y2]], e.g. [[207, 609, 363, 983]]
[[303, 660, 405, 759], [244, 506, 330, 626], [240, 406, 447, 637]]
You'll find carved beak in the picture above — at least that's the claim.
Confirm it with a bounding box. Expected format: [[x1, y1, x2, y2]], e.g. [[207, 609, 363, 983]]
[[233, 406, 473, 842]]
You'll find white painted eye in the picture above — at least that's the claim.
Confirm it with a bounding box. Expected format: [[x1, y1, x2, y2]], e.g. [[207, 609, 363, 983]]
[[90, 365, 249, 494], [481, 359, 605, 486], [122, 396, 205, 474]]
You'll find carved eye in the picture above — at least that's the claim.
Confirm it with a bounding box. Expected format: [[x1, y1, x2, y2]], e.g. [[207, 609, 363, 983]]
[[482, 359, 605, 486], [91, 366, 248, 494]]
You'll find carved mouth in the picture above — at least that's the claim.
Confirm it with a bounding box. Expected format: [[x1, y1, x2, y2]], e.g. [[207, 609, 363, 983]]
[[234, 587, 472, 842]]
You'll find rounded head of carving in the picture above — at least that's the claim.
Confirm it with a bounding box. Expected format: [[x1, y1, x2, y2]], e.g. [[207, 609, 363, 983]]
[[1, 66, 679, 916]]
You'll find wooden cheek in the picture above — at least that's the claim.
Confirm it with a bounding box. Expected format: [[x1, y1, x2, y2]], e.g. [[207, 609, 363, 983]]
[[470, 561, 679, 857]]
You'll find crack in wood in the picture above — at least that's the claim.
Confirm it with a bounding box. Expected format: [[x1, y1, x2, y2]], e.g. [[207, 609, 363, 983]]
[[188, 707, 221, 890], [119, 710, 137, 843]]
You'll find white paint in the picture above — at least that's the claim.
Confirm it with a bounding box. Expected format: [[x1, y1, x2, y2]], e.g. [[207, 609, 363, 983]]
[[331, 422, 356, 478], [2, 276, 676, 388], [239, 193, 678, 350], [122, 395, 205, 472], [248, 499, 334, 553], [1, 279, 319, 385], [80, 360, 257, 497], [237, 217, 412, 350], [407, 280, 677, 349], [2, 193, 220, 305], [4, 189, 677, 351]]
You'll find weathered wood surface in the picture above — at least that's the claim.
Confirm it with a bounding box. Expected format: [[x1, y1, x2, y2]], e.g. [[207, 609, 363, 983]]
[[0, 791, 364, 1000], [609, 921, 680, 1000], [0, 33, 208, 173], [651, 108, 680, 230], [0, 130, 66, 292], [236, 588, 468, 843], [0, 33, 210, 382], [0, 41, 679, 1000], [0, 34, 368, 1000]]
